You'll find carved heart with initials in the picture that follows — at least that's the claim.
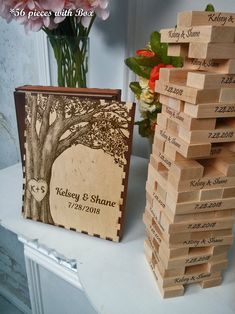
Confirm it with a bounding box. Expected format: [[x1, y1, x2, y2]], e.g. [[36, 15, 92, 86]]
[[27, 179, 48, 202]]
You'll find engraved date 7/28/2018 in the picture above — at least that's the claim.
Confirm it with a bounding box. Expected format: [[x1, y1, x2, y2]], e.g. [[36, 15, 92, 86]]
[[164, 84, 183, 96], [68, 202, 101, 214]]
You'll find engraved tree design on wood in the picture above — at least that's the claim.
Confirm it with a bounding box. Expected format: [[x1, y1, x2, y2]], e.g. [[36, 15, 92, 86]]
[[24, 93, 131, 224]]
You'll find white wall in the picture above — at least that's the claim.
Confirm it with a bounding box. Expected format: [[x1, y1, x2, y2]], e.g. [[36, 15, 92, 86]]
[[0, 20, 39, 169], [1, 0, 235, 168]]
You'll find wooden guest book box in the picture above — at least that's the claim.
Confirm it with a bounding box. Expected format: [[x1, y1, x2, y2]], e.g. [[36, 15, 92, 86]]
[[14, 86, 135, 242]]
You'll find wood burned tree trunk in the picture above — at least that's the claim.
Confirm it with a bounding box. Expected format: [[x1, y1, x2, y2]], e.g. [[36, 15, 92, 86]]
[[24, 94, 129, 225]]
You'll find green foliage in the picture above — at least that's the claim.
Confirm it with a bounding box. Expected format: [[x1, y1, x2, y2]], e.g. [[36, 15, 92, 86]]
[[135, 119, 153, 138], [205, 4, 215, 12], [125, 58, 151, 79], [129, 82, 142, 98], [150, 31, 161, 53]]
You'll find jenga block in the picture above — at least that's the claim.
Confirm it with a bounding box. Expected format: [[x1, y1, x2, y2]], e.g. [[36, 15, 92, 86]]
[[220, 88, 235, 102], [159, 68, 188, 83], [161, 210, 234, 234], [170, 189, 200, 203], [146, 205, 233, 245], [169, 160, 204, 181], [178, 125, 235, 144], [159, 94, 184, 112], [155, 80, 220, 104], [152, 134, 165, 156], [200, 276, 222, 289], [223, 187, 235, 198], [184, 58, 235, 74], [155, 262, 222, 288], [167, 43, 189, 57], [167, 208, 235, 224], [166, 194, 235, 215], [211, 156, 235, 176], [167, 168, 235, 192], [209, 260, 228, 272], [156, 182, 167, 201], [150, 154, 166, 172], [187, 72, 235, 89], [177, 11, 235, 27], [162, 105, 216, 131], [156, 126, 211, 158], [160, 26, 235, 43], [153, 150, 174, 171], [200, 188, 223, 201], [147, 164, 157, 187], [157, 113, 168, 128], [188, 42, 235, 59], [167, 118, 180, 134], [184, 102, 235, 119], [164, 143, 186, 161]]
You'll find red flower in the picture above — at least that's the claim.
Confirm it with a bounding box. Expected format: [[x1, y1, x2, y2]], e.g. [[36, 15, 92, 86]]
[[148, 64, 175, 91], [136, 49, 155, 57]]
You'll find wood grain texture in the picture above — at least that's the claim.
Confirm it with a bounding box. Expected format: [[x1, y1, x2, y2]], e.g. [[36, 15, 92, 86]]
[[15, 87, 135, 242]]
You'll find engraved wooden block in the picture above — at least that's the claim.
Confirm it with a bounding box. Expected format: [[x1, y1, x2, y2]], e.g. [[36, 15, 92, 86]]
[[184, 58, 235, 74], [184, 102, 235, 118], [160, 26, 235, 43], [156, 126, 211, 159], [187, 72, 235, 89], [155, 80, 220, 104], [159, 94, 184, 112], [177, 11, 235, 27], [152, 134, 165, 156], [167, 167, 235, 192], [167, 43, 189, 57], [152, 149, 174, 171], [178, 124, 235, 144], [145, 206, 234, 247], [166, 194, 235, 215], [162, 105, 216, 131], [188, 43, 235, 60]]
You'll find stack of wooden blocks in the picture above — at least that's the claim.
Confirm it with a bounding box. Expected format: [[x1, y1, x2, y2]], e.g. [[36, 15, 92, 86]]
[[144, 11, 235, 298]]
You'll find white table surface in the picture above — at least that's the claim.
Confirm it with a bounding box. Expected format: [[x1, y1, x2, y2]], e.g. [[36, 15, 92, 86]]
[[0, 156, 235, 314]]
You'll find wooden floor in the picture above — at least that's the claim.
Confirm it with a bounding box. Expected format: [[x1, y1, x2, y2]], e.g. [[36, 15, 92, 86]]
[[0, 295, 23, 314]]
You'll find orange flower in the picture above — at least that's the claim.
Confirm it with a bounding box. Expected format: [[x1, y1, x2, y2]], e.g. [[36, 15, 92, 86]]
[[136, 49, 155, 57]]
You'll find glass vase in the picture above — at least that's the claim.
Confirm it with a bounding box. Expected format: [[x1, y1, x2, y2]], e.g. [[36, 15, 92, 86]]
[[47, 35, 89, 88]]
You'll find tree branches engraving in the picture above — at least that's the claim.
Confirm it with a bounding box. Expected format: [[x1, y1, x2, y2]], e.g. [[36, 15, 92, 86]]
[[24, 93, 130, 223]]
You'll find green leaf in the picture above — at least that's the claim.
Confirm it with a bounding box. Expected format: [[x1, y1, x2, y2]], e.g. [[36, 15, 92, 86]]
[[125, 57, 151, 79], [129, 82, 142, 97], [135, 119, 151, 138], [150, 31, 161, 53], [205, 4, 215, 12], [134, 56, 160, 67], [159, 43, 171, 64]]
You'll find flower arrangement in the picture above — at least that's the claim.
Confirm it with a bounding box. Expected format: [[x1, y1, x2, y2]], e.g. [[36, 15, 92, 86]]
[[125, 4, 215, 139], [125, 32, 182, 139], [0, 0, 110, 87]]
